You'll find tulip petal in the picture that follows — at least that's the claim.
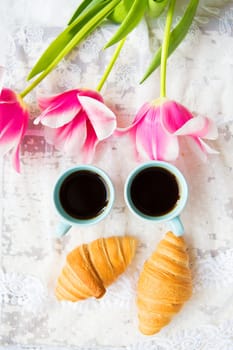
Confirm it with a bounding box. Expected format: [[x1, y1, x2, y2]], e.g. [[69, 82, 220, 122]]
[[135, 108, 157, 159], [117, 102, 151, 133], [78, 96, 116, 140], [135, 124, 153, 160], [0, 91, 28, 156], [0, 88, 18, 103], [197, 138, 219, 154], [0, 66, 5, 94], [79, 89, 104, 103], [135, 107, 179, 161], [0, 117, 15, 139], [186, 137, 218, 162], [175, 115, 218, 140], [44, 113, 87, 155], [161, 100, 193, 133], [0, 87, 28, 172], [37, 89, 80, 109], [82, 119, 98, 163], [157, 132, 179, 161], [35, 90, 81, 127], [11, 120, 28, 173]]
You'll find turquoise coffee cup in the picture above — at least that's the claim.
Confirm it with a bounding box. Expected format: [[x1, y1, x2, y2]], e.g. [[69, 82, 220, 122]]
[[53, 165, 115, 237], [124, 161, 188, 236]]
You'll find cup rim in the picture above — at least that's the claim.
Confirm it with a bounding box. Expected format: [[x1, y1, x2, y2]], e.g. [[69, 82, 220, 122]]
[[124, 161, 188, 222], [53, 165, 115, 226]]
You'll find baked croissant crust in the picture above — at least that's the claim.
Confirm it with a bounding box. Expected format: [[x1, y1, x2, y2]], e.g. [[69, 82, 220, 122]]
[[56, 236, 137, 302], [137, 231, 192, 335]]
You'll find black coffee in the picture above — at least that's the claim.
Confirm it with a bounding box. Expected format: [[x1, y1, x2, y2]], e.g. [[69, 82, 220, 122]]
[[130, 167, 179, 217], [59, 170, 108, 219]]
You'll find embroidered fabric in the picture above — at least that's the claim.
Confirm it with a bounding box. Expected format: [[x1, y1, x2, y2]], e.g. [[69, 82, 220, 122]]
[[0, 0, 233, 348], [0, 273, 46, 311], [1, 321, 233, 350]]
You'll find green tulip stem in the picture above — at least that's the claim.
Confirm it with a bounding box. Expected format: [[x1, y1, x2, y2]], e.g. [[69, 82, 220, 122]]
[[160, 0, 176, 98], [19, 72, 47, 98], [96, 37, 126, 92]]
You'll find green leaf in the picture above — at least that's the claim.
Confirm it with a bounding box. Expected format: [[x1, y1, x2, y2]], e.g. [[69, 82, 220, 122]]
[[105, 0, 147, 48], [146, 0, 169, 18], [28, 0, 121, 83], [27, 0, 113, 80], [108, 0, 133, 24], [141, 0, 199, 83], [68, 0, 102, 25]]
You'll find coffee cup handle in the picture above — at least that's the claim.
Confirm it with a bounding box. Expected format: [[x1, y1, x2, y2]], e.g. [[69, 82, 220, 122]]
[[168, 216, 184, 237], [55, 222, 72, 237]]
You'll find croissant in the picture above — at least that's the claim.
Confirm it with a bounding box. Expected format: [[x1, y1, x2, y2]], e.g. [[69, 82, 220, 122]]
[[56, 236, 137, 302], [137, 231, 192, 335]]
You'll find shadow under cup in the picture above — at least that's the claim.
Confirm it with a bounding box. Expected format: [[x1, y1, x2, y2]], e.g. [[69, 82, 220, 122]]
[[53, 165, 115, 237], [124, 161, 188, 236]]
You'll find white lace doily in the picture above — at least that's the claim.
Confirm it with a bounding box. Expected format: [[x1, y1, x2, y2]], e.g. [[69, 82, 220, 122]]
[[0, 0, 233, 349]]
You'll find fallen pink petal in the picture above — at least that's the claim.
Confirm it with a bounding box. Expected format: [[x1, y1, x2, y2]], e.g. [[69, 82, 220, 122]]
[[36, 89, 117, 161], [118, 98, 218, 161], [0, 70, 29, 172]]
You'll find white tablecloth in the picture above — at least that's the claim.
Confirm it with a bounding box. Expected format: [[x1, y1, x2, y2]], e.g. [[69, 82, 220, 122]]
[[0, 1, 233, 349]]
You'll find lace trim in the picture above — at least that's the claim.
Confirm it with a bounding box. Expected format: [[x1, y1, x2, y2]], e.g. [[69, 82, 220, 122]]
[[0, 319, 233, 349], [193, 248, 233, 292], [196, 0, 232, 24], [0, 272, 46, 312]]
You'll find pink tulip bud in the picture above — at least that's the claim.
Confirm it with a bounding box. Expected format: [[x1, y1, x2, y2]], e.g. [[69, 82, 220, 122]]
[[35, 89, 117, 162], [117, 97, 218, 161]]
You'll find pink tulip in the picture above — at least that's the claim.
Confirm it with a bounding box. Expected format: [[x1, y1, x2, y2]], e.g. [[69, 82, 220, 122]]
[[35, 89, 116, 161], [118, 98, 218, 161], [0, 68, 29, 172]]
